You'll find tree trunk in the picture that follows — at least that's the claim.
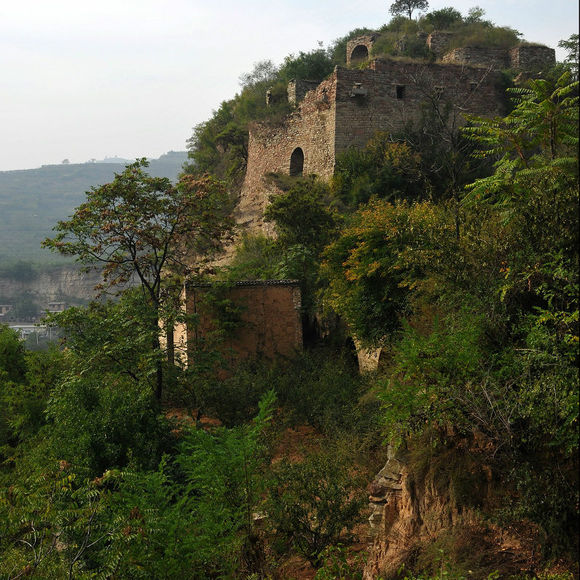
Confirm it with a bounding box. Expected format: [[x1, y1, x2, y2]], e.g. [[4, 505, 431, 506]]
[[152, 314, 164, 401]]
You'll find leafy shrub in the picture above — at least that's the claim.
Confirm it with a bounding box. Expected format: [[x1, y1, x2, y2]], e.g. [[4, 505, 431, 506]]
[[222, 233, 284, 281], [274, 348, 377, 435], [191, 358, 277, 427], [1, 338, 67, 458], [314, 544, 366, 579], [422, 7, 463, 31], [267, 446, 366, 567], [190, 347, 378, 437], [331, 135, 426, 209], [45, 373, 169, 475], [110, 390, 276, 579], [448, 24, 521, 50], [278, 48, 335, 82], [0, 324, 27, 383], [322, 199, 453, 346], [0, 459, 114, 579]]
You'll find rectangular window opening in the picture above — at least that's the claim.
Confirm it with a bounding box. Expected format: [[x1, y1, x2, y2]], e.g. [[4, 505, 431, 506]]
[[396, 85, 405, 99]]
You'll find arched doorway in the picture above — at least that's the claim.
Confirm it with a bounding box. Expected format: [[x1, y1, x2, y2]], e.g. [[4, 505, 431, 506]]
[[289, 147, 304, 176], [350, 45, 369, 63]]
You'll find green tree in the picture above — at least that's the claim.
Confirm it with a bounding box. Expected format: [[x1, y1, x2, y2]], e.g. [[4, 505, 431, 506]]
[[389, 0, 429, 20], [322, 199, 453, 345], [238, 59, 278, 88], [332, 135, 426, 209], [264, 176, 338, 319], [267, 446, 366, 568], [45, 372, 168, 475], [373, 71, 579, 557], [0, 324, 27, 383], [264, 176, 337, 251], [278, 47, 335, 82], [422, 7, 463, 30], [97, 390, 277, 578], [43, 160, 234, 400], [50, 293, 158, 387], [0, 459, 115, 579], [464, 6, 487, 24], [463, 71, 579, 259], [558, 34, 579, 79]]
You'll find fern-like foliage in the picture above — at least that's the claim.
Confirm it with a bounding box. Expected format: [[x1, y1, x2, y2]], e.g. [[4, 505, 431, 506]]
[[462, 71, 579, 211]]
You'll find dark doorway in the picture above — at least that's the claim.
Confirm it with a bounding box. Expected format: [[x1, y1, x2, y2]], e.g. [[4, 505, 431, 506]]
[[350, 45, 369, 63], [290, 147, 304, 176]]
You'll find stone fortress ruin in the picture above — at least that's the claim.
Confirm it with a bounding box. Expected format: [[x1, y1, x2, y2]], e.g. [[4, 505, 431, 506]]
[[236, 33, 555, 235]]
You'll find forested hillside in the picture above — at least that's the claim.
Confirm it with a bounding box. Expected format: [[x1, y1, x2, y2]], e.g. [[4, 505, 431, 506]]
[[0, 6, 577, 579], [0, 152, 187, 265]]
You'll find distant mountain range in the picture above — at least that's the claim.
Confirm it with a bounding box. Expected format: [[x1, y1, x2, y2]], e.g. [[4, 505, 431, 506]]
[[0, 151, 188, 266]]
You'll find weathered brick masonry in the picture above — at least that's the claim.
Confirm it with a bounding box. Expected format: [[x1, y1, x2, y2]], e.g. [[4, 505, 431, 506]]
[[347, 35, 377, 66], [237, 76, 338, 232], [237, 57, 506, 233], [185, 280, 302, 367], [509, 45, 556, 71]]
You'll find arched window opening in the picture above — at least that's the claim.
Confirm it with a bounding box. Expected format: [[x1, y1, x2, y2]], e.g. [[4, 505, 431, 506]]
[[289, 147, 304, 176], [350, 45, 369, 63]]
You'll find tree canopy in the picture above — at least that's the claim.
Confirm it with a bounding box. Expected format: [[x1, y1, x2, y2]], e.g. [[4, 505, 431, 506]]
[[43, 160, 234, 399], [389, 0, 429, 20]]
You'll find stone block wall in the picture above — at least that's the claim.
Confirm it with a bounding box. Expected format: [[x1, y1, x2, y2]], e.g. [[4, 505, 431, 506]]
[[509, 45, 555, 70], [185, 280, 302, 366], [441, 47, 509, 68]]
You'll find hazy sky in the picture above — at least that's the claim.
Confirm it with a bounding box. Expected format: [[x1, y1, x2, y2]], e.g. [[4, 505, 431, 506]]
[[1, 0, 577, 171]]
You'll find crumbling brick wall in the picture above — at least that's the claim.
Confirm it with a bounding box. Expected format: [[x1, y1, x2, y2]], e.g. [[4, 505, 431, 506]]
[[288, 79, 323, 106], [441, 47, 509, 68], [185, 280, 302, 366], [427, 31, 454, 57], [238, 57, 506, 235], [236, 76, 337, 233], [441, 45, 555, 71], [334, 59, 504, 152], [509, 45, 556, 71]]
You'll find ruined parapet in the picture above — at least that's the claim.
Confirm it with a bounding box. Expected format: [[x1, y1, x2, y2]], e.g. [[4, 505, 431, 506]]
[[442, 44, 556, 72], [427, 30, 454, 57], [287, 79, 322, 106], [240, 58, 506, 236], [441, 46, 509, 68], [509, 44, 555, 71], [237, 75, 337, 234], [346, 34, 377, 66]]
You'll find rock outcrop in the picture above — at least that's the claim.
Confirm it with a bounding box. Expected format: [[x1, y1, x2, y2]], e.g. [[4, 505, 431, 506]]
[[364, 439, 545, 578], [0, 266, 102, 310]]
